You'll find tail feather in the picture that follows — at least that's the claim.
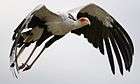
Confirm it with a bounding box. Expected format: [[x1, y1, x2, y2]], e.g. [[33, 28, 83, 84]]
[[9, 42, 19, 79]]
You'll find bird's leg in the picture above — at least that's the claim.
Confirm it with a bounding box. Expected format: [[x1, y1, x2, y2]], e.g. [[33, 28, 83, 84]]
[[15, 45, 26, 70], [17, 45, 26, 58], [23, 35, 64, 71], [18, 45, 38, 70], [23, 45, 45, 71], [19, 31, 52, 70]]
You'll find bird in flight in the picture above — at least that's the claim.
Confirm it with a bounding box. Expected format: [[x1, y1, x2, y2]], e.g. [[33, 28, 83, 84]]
[[10, 3, 134, 77]]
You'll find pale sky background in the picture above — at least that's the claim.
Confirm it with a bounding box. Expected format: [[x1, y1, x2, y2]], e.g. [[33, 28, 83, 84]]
[[0, 0, 140, 84]]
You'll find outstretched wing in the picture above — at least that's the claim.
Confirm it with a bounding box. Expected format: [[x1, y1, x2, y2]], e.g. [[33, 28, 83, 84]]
[[10, 4, 61, 77], [71, 4, 134, 75]]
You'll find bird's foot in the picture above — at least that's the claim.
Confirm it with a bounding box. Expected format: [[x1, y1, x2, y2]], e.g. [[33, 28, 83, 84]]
[[23, 65, 31, 71], [18, 63, 26, 70]]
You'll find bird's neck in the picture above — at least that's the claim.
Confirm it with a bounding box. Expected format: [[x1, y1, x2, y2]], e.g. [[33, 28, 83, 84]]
[[71, 21, 83, 30], [59, 13, 83, 30]]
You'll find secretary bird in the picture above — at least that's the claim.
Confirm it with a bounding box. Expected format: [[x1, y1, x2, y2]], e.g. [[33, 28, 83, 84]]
[[10, 3, 134, 77]]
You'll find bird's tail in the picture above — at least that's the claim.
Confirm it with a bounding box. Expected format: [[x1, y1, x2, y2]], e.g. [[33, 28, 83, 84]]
[[9, 4, 45, 78], [9, 41, 20, 79]]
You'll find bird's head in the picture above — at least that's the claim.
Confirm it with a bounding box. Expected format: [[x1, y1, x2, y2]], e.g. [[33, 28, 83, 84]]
[[72, 17, 91, 30], [78, 17, 91, 27]]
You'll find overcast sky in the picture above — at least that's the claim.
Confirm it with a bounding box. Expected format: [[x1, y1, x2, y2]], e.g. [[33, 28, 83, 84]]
[[0, 0, 140, 84]]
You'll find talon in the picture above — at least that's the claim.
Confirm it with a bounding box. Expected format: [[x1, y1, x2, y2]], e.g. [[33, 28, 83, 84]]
[[23, 65, 31, 71], [19, 63, 26, 70]]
